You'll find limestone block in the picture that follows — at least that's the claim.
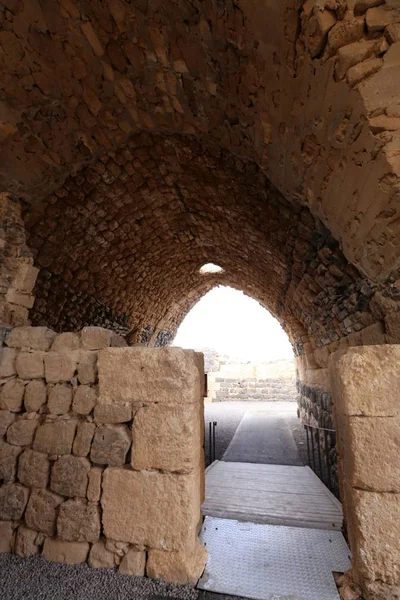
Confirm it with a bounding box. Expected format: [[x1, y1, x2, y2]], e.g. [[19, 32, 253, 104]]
[[0, 410, 16, 436], [90, 424, 131, 466], [88, 538, 116, 568], [77, 351, 98, 385], [82, 327, 112, 350], [335, 39, 384, 81], [72, 385, 97, 415], [42, 538, 89, 565], [48, 384, 73, 415], [132, 404, 200, 473], [87, 467, 103, 502], [15, 352, 45, 379], [0, 347, 16, 377], [119, 547, 146, 576], [347, 56, 383, 86], [0, 483, 29, 520], [51, 333, 80, 353], [7, 417, 38, 446], [18, 449, 50, 489], [349, 488, 400, 585], [0, 520, 14, 552], [0, 378, 24, 411], [307, 8, 337, 58], [105, 539, 129, 556], [73, 422, 96, 457], [15, 525, 41, 557], [111, 332, 128, 347], [147, 540, 207, 585], [366, 6, 400, 32], [24, 380, 46, 412], [51, 455, 90, 498], [13, 262, 39, 294], [330, 346, 400, 417], [385, 311, 400, 343], [33, 419, 77, 455], [98, 348, 202, 406], [5, 289, 34, 309], [44, 352, 77, 383], [57, 499, 101, 542], [362, 578, 400, 600], [93, 402, 132, 423], [0, 439, 22, 480], [360, 322, 386, 345], [25, 489, 64, 536], [385, 23, 400, 44], [6, 327, 56, 351], [102, 468, 200, 550]]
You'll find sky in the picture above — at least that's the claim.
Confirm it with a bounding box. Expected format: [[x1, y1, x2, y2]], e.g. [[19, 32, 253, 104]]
[[173, 286, 293, 362]]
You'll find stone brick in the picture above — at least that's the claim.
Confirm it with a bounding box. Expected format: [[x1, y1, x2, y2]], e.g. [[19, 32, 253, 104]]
[[0, 520, 14, 553], [13, 262, 38, 294], [0, 378, 24, 411], [132, 404, 200, 473], [25, 489, 64, 536], [33, 419, 77, 455], [0, 410, 16, 437], [77, 351, 97, 384], [105, 539, 130, 557], [6, 417, 39, 446], [18, 449, 50, 489], [119, 547, 146, 576], [15, 525, 41, 557], [360, 322, 386, 345], [48, 384, 73, 415], [90, 424, 131, 466], [44, 352, 77, 383], [51, 333, 80, 353], [0, 348, 16, 377], [93, 402, 132, 424], [82, 327, 113, 350], [88, 538, 116, 568], [15, 352, 45, 379], [57, 498, 101, 543], [42, 538, 89, 565], [51, 455, 90, 498], [6, 327, 56, 351], [73, 421, 96, 457], [98, 348, 202, 406], [0, 439, 22, 480], [87, 467, 103, 502], [24, 380, 46, 412], [0, 483, 29, 520], [147, 540, 207, 584], [72, 385, 97, 415], [101, 468, 200, 550]]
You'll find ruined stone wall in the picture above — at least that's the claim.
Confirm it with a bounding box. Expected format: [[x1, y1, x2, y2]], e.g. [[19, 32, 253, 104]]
[[0, 326, 206, 584]]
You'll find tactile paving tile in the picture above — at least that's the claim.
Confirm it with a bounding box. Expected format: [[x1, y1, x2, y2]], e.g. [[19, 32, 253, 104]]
[[198, 516, 351, 600]]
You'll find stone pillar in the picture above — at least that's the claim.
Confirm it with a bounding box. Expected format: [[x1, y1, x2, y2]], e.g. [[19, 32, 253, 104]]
[[330, 346, 400, 600]]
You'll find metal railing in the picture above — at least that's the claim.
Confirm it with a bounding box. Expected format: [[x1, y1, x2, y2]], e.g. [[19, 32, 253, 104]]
[[206, 421, 217, 466], [304, 423, 339, 498]]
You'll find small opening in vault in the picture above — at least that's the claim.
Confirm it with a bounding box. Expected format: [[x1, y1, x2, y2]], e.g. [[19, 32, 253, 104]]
[[199, 263, 224, 275]]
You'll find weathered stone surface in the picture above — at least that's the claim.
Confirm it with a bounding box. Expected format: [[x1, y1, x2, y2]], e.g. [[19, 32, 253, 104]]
[[94, 402, 132, 424], [51, 333, 80, 353], [362, 578, 400, 600], [15, 352, 45, 379], [57, 499, 101, 543], [119, 547, 146, 576], [132, 404, 200, 473], [0, 348, 17, 377], [25, 489, 64, 536], [102, 468, 200, 550], [72, 385, 97, 415], [0, 483, 29, 520], [0, 520, 14, 553], [87, 467, 103, 502], [0, 439, 22, 480], [0, 378, 24, 411], [18, 449, 50, 489], [6, 327, 56, 351], [90, 424, 131, 466], [0, 410, 16, 437], [105, 539, 130, 556], [42, 538, 89, 565], [77, 352, 97, 385], [98, 348, 202, 406], [24, 380, 46, 412], [15, 525, 41, 557], [51, 455, 90, 498], [147, 541, 207, 584], [44, 352, 77, 383], [6, 417, 38, 446], [82, 327, 112, 350], [33, 419, 77, 455], [366, 5, 400, 32], [88, 538, 116, 568], [48, 384, 73, 415], [73, 422, 96, 457]]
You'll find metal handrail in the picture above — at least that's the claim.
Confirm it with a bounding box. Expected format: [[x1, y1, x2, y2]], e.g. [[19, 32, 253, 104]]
[[304, 423, 338, 498]]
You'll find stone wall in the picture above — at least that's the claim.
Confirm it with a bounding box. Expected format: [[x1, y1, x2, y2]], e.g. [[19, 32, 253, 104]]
[[0, 326, 206, 584]]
